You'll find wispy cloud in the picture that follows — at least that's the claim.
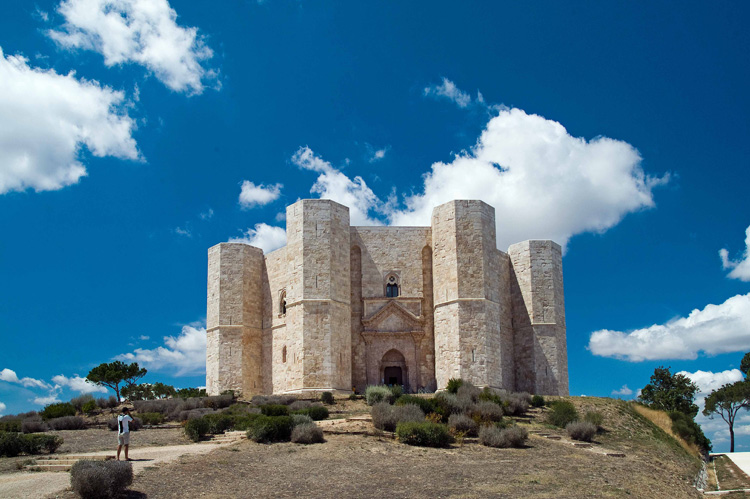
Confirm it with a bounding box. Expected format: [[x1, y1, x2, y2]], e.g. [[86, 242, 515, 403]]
[[720, 224, 750, 281], [424, 77, 473, 108], [611, 385, 634, 397], [49, 0, 217, 94]]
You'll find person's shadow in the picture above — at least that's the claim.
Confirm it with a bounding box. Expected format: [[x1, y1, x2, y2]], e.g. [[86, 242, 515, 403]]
[[123, 492, 147, 498]]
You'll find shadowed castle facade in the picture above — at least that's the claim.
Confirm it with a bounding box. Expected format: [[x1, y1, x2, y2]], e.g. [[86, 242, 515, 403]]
[[206, 199, 568, 396]]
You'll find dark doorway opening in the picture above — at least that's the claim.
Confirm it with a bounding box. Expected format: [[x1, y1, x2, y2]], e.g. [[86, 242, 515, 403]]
[[384, 366, 403, 386]]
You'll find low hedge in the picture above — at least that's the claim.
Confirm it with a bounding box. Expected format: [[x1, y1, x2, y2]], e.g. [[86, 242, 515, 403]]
[[0, 432, 63, 457], [292, 405, 329, 421], [395, 421, 453, 448], [40, 402, 76, 421], [246, 416, 293, 443], [547, 401, 579, 428], [260, 404, 290, 417]]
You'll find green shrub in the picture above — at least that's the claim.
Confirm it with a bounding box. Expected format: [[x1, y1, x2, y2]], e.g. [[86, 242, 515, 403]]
[[247, 416, 293, 443], [448, 414, 478, 437], [433, 392, 461, 416], [348, 393, 359, 401], [0, 433, 62, 456], [293, 405, 329, 421], [531, 395, 545, 408], [479, 425, 528, 448], [40, 403, 76, 421], [389, 385, 403, 399], [261, 404, 290, 417], [0, 432, 24, 457], [669, 411, 711, 452], [291, 423, 325, 444], [231, 414, 261, 431], [372, 402, 424, 432], [203, 414, 234, 434], [321, 392, 335, 405], [0, 419, 22, 432], [547, 401, 579, 428], [70, 460, 133, 499], [365, 385, 395, 406], [566, 421, 597, 442], [204, 394, 234, 410], [470, 401, 504, 423], [47, 416, 86, 430], [184, 417, 210, 442], [478, 387, 504, 405], [396, 421, 453, 448], [395, 395, 437, 416], [583, 411, 604, 429], [138, 412, 165, 425], [81, 400, 97, 414], [446, 378, 464, 394]]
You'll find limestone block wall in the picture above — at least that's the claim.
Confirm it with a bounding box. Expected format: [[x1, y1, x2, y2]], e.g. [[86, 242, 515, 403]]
[[350, 227, 435, 391], [286, 199, 352, 391], [206, 243, 263, 396], [508, 240, 568, 396], [432, 200, 509, 390]]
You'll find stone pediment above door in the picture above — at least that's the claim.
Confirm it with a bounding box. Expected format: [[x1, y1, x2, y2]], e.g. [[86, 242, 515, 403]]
[[362, 300, 423, 333]]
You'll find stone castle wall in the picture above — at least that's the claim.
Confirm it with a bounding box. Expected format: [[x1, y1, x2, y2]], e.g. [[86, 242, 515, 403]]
[[206, 198, 568, 397]]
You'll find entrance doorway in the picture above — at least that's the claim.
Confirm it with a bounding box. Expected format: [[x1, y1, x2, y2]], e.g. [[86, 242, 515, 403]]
[[384, 366, 403, 386]]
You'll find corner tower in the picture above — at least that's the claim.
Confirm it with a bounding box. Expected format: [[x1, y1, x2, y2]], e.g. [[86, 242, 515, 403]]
[[431, 200, 511, 390], [508, 240, 568, 396], [206, 243, 264, 396], [285, 199, 352, 392]]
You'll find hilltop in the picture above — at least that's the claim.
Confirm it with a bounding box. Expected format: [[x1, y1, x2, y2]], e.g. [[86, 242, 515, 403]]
[[50, 395, 703, 499]]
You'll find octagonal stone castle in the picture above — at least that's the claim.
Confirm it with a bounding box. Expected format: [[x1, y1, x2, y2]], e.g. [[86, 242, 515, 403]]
[[206, 199, 568, 396]]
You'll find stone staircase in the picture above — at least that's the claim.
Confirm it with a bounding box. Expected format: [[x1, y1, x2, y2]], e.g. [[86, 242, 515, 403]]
[[203, 430, 248, 444], [26, 454, 114, 472]]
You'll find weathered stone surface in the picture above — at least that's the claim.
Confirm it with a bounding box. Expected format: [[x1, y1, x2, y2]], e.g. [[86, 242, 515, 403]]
[[206, 199, 568, 397]]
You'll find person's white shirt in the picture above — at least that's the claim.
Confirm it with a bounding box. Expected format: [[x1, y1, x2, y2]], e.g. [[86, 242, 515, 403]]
[[118, 414, 133, 433]]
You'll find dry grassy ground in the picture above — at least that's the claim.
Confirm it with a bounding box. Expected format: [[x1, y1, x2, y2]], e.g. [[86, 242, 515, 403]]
[[710, 455, 750, 493], [0, 428, 188, 476], [48, 397, 703, 499]]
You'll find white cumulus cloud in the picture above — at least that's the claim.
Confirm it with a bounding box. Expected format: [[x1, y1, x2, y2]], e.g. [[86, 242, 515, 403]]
[[239, 181, 282, 208], [389, 106, 666, 251], [116, 324, 206, 376], [50, 0, 216, 94], [230, 223, 287, 253], [33, 394, 61, 406], [720, 225, 750, 282], [292, 146, 383, 226], [51, 374, 108, 394], [424, 77, 473, 108], [589, 293, 750, 362], [0, 48, 140, 194], [611, 385, 634, 397], [0, 402, 6, 415], [0, 368, 51, 389]]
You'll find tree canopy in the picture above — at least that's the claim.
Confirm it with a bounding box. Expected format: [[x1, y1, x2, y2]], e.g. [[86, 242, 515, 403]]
[[86, 361, 147, 402], [639, 366, 699, 417], [703, 380, 750, 452], [741, 352, 750, 378]]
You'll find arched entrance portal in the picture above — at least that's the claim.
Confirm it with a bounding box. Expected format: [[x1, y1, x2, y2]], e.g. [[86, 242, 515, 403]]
[[380, 349, 407, 390]]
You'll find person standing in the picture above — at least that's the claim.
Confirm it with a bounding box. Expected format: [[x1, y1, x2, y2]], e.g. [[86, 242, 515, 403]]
[[116, 407, 133, 461]]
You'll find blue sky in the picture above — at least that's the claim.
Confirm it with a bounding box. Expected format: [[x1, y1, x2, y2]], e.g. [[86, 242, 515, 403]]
[[1, 1, 749, 452]]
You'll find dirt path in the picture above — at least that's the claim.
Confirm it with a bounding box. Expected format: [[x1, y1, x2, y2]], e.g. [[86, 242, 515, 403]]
[[0, 441, 232, 499]]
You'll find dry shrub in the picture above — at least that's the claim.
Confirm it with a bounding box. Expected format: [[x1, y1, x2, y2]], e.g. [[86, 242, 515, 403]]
[[288, 400, 312, 412], [372, 402, 424, 432], [292, 414, 314, 426], [47, 416, 86, 431], [365, 386, 395, 406], [479, 425, 528, 448], [566, 421, 597, 442], [471, 401, 504, 423], [70, 460, 133, 499], [96, 396, 119, 409], [291, 423, 325, 444], [505, 394, 530, 416], [448, 413, 478, 437], [250, 395, 297, 406], [70, 394, 94, 412], [22, 420, 48, 433]]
